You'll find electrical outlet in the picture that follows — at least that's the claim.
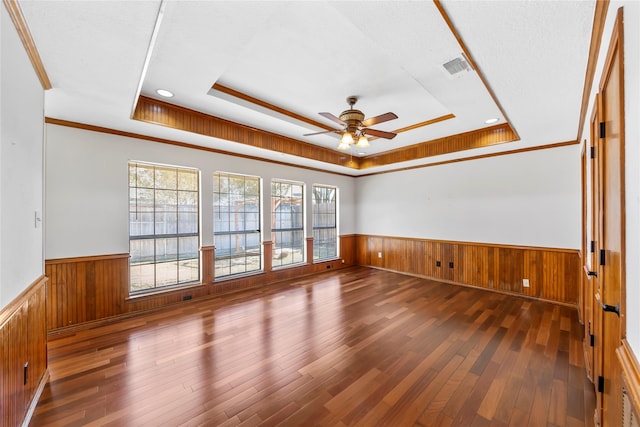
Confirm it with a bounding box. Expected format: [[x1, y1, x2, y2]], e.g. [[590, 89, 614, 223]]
[[523, 279, 530, 288], [377, 252, 382, 258]]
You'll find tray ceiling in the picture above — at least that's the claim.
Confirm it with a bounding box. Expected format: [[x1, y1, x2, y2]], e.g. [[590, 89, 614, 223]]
[[20, 1, 595, 175]]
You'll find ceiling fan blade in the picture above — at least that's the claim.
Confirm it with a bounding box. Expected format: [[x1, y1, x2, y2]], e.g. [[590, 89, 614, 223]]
[[364, 128, 397, 139], [303, 129, 339, 136], [319, 112, 346, 126], [362, 112, 398, 127]]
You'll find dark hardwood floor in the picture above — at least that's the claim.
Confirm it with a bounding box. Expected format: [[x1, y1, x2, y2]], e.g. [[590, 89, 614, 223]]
[[30, 267, 595, 426]]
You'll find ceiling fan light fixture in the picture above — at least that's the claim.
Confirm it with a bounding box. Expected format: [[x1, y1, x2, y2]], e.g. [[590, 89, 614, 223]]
[[356, 134, 370, 148], [337, 141, 351, 151], [341, 131, 354, 145], [308, 97, 398, 152]]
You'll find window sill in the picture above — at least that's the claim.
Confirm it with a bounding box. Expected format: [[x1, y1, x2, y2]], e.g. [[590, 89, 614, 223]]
[[213, 270, 265, 283], [271, 262, 307, 271], [313, 257, 340, 264], [126, 281, 203, 301]]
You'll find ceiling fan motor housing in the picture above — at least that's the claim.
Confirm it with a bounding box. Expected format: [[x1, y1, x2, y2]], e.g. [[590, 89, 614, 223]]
[[340, 109, 365, 134]]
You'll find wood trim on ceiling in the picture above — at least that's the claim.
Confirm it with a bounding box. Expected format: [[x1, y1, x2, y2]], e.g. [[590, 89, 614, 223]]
[[47, 114, 571, 180], [132, 95, 358, 169], [359, 123, 518, 170], [212, 83, 456, 136], [212, 83, 336, 133], [433, 0, 519, 142], [2, 0, 52, 90], [44, 117, 355, 178], [576, 0, 610, 141], [357, 139, 579, 177], [132, 96, 523, 171], [392, 114, 456, 134]]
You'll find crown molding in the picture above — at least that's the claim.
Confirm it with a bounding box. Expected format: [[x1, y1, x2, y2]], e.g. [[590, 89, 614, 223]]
[[3, 0, 52, 90]]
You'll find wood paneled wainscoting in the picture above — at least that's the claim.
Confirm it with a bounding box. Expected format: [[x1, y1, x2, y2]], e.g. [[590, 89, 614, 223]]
[[618, 340, 640, 424], [0, 275, 48, 427], [356, 235, 580, 306], [45, 235, 357, 331]]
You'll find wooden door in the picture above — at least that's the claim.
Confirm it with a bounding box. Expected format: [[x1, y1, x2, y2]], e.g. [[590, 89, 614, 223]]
[[595, 9, 625, 426]]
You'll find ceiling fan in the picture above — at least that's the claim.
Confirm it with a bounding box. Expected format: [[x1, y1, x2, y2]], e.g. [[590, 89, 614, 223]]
[[304, 96, 398, 150]]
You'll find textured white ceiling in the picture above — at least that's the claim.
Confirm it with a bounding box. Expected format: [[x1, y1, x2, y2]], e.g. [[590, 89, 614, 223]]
[[441, 0, 595, 146], [20, 0, 595, 175]]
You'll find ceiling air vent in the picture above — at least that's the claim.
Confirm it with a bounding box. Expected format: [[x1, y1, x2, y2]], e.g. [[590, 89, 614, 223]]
[[442, 55, 472, 75]]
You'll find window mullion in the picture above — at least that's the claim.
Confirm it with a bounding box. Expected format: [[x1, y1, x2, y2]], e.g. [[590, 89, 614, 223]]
[[153, 170, 157, 289]]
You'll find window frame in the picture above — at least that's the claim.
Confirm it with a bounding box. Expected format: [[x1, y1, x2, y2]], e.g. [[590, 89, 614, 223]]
[[213, 172, 262, 279], [128, 161, 201, 295], [271, 179, 305, 268], [312, 184, 338, 261]]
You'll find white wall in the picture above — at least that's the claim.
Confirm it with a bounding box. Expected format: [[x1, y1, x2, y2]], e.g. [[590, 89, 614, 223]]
[[622, 1, 640, 356], [355, 144, 581, 249], [0, 4, 45, 308], [45, 124, 356, 259]]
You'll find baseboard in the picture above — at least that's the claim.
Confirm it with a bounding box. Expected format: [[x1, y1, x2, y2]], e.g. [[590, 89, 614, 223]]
[[365, 265, 577, 308], [355, 234, 580, 305], [21, 369, 49, 427]]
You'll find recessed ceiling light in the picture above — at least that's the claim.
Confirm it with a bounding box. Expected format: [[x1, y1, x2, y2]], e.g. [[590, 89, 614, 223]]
[[485, 118, 499, 124], [156, 88, 174, 98], [357, 152, 366, 156]]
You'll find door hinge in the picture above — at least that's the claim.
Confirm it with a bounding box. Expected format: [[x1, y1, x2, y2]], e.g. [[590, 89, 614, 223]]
[[590, 240, 595, 253], [598, 375, 605, 393], [590, 334, 595, 347], [599, 122, 606, 138], [599, 249, 606, 266], [590, 146, 596, 159]]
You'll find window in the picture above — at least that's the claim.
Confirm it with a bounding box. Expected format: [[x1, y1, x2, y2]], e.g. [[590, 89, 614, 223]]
[[271, 180, 304, 267], [312, 185, 338, 260], [129, 162, 199, 293], [213, 173, 261, 278]]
